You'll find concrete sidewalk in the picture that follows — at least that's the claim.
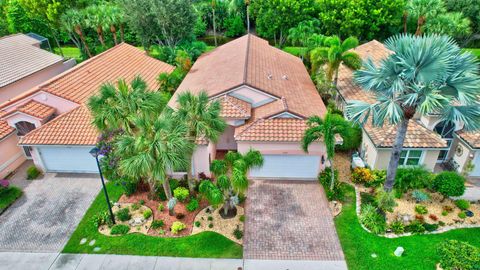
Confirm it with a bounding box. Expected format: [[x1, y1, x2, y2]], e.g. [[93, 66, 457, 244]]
[[0, 252, 348, 270]]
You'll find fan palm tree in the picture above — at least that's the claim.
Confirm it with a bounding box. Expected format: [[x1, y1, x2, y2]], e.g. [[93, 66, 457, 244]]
[[302, 113, 349, 190], [175, 91, 226, 191], [105, 4, 122, 45], [310, 36, 361, 85], [88, 76, 168, 134], [346, 34, 480, 192], [203, 149, 263, 217], [61, 9, 92, 58], [116, 110, 194, 199], [85, 5, 109, 47]]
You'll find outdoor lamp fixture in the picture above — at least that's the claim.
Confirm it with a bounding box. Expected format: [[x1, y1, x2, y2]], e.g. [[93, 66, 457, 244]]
[[90, 147, 116, 225]]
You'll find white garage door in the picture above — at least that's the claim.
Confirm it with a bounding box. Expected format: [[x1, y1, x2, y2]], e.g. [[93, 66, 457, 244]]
[[38, 146, 97, 173], [249, 154, 320, 180], [470, 152, 480, 177]]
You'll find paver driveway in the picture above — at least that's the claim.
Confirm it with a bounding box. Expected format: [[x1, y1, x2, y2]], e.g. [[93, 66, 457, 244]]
[[244, 180, 345, 261], [0, 173, 101, 252]]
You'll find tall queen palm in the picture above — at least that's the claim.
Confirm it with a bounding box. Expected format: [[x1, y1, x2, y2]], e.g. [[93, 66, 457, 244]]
[[116, 110, 194, 199], [347, 34, 480, 192]]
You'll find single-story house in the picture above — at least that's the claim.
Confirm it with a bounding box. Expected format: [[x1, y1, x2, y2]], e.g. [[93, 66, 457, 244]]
[[336, 40, 479, 175], [0, 43, 174, 175], [169, 34, 328, 180], [0, 33, 76, 178]]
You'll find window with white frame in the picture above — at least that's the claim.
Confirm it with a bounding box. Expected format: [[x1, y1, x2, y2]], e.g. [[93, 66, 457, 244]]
[[399, 150, 423, 166]]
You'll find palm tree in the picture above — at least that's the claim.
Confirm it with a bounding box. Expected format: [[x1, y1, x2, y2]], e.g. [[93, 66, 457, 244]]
[[407, 0, 443, 36], [175, 91, 226, 191], [88, 76, 168, 134], [211, 0, 218, 47], [310, 36, 361, 85], [116, 109, 194, 199], [302, 113, 348, 190], [85, 5, 109, 47], [202, 149, 263, 217], [105, 4, 122, 45], [61, 9, 92, 58], [346, 34, 480, 192], [287, 19, 321, 60]]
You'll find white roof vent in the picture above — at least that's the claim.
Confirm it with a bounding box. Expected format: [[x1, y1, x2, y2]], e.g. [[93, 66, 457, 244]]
[[282, 75, 288, 80], [267, 73, 273, 80]]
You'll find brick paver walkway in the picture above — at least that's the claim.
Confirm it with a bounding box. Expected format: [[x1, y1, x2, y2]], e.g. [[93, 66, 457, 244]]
[[244, 180, 345, 261]]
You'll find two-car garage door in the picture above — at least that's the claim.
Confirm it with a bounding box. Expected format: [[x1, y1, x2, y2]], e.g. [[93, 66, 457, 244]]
[[249, 154, 320, 180], [37, 146, 97, 173]]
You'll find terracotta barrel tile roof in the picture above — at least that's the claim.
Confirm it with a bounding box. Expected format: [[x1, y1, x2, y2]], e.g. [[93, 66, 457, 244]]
[[456, 131, 480, 149], [16, 100, 55, 120], [171, 34, 326, 118], [215, 95, 251, 119], [364, 120, 447, 148], [19, 106, 98, 145], [0, 120, 15, 140], [235, 118, 309, 142]]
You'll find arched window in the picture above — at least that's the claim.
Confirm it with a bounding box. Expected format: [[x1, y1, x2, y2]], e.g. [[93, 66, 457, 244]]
[[14, 121, 36, 136], [434, 121, 455, 162]]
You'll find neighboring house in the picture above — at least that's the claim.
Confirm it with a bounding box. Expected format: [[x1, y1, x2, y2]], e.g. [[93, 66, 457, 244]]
[[0, 44, 174, 176], [0, 33, 76, 103], [0, 33, 76, 178], [169, 34, 328, 180], [336, 40, 480, 175]]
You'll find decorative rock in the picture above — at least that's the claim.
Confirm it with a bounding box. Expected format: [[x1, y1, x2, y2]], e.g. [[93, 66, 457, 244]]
[[80, 238, 87, 245], [129, 217, 145, 226], [89, 240, 96, 246], [402, 214, 413, 224], [466, 210, 474, 217], [93, 247, 101, 252], [371, 253, 377, 258], [394, 247, 404, 257]]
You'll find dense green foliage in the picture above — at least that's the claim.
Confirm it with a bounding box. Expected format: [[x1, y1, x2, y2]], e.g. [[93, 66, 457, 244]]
[[437, 240, 480, 270], [26, 165, 41, 180], [0, 186, 22, 211], [433, 171, 466, 197], [335, 184, 480, 270], [110, 224, 130, 235], [63, 182, 242, 257], [394, 167, 433, 194]]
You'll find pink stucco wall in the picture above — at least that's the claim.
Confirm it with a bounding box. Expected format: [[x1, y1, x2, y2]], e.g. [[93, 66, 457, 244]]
[[0, 60, 75, 104], [0, 133, 26, 178]]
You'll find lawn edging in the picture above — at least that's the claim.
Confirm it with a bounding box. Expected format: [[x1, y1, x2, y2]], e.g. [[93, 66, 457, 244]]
[[354, 185, 480, 238]]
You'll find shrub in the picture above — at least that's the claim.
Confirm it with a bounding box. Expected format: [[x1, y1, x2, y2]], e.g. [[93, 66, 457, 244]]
[[194, 221, 201, 227], [443, 205, 454, 212], [360, 192, 377, 207], [423, 223, 439, 232], [442, 210, 448, 216], [318, 168, 344, 201], [455, 199, 470, 210], [389, 220, 405, 234], [139, 200, 145, 205], [375, 189, 397, 213], [415, 205, 428, 215], [415, 214, 425, 222], [143, 209, 152, 219], [171, 221, 186, 234], [186, 198, 199, 212], [158, 203, 164, 212], [131, 203, 140, 211], [110, 224, 130, 235], [458, 212, 467, 219], [405, 220, 425, 234], [233, 228, 243, 239], [207, 216, 213, 221], [412, 190, 430, 202], [239, 215, 245, 222], [115, 208, 131, 222], [120, 180, 137, 196], [336, 124, 362, 151], [359, 204, 386, 234], [26, 166, 41, 180], [368, 170, 387, 188], [433, 171, 466, 197], [173, 187, 189, 202], [151, 220, 164, 229], [429, 214, 438, 221], [437, 240, 480, 270], [193, 17, 207, 37], [208, 223, 213, 228], [351, 168, 374, 184], [394, 167, 433, 194], [224, 16, 245, 37], [91, 211, 111, 228]]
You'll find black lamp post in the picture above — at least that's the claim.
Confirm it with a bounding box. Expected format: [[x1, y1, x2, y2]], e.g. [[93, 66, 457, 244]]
[[90, 147, 116, 225]]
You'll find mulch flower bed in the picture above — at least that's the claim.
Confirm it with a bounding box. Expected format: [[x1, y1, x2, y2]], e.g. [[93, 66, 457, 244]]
[[118, 191, 208, 237]]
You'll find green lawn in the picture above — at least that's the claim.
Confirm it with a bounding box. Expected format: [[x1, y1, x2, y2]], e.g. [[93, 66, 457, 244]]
[[0, 186, 22, 213], [282, 46, 306, 57], [63, 182, 242, 258], [464, 48, 480, 58], [335, 184, 480, 270], [54, 46, 83, 63]]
